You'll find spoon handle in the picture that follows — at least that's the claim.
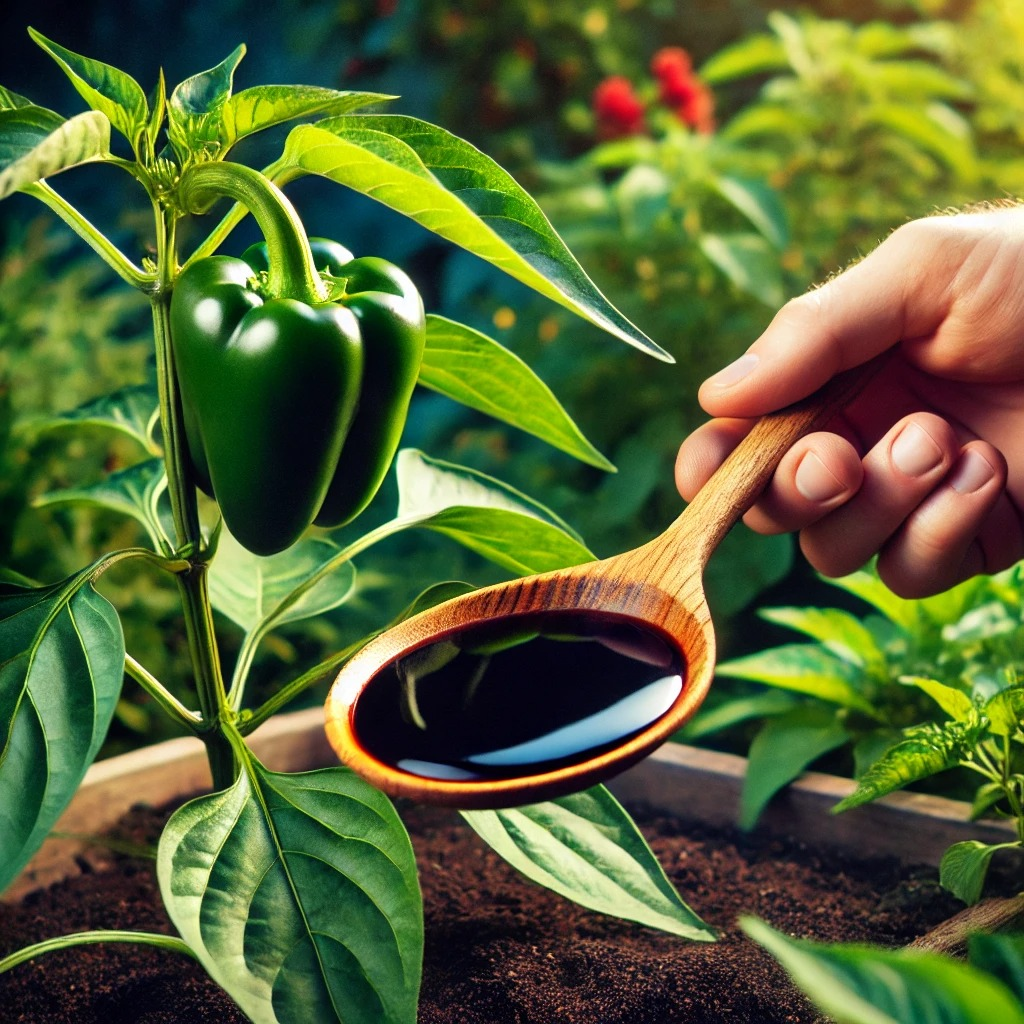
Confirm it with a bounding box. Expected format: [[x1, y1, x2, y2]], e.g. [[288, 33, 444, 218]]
[[670, 354, 888, 564]]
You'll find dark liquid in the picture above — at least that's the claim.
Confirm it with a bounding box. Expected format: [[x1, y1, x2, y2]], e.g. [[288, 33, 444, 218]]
[[352, 610, 685, 782]]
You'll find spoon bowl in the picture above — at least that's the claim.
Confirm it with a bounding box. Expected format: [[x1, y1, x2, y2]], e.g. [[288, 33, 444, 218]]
[[326, 358, 882, 808]]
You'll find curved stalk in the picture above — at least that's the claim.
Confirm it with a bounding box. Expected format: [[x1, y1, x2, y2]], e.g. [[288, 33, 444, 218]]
[[239, 641, 363, 736], [0, 931, 197, 975], [227, 518, 401, 710], [21, 181, 154, 291], [177, 161, 325, 302], [124, 654, 202, 731]]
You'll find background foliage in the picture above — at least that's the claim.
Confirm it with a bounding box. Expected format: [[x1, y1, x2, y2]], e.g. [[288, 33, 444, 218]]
[[1, 0, 1022, 760]]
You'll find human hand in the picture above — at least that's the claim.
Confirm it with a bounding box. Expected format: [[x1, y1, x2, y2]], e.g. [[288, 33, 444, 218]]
[[675, 205, 1024, 598]]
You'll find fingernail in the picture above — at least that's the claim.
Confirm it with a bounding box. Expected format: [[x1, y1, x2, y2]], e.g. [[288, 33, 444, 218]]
[[891, 423, 943, 477], [707, 353, 759, 389], [795, 452, 847, 502], [948, 449, 996, 494]]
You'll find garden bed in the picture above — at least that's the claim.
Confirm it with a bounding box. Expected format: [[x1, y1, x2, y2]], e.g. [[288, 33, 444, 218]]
[[0, 709, 1016, 1023]]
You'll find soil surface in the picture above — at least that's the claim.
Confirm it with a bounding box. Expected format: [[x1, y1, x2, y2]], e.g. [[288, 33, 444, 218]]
[[0, 797, 963, 1023]]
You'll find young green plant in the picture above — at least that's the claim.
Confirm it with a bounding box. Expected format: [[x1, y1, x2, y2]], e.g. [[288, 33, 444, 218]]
[[0, 30, 713, 1024]]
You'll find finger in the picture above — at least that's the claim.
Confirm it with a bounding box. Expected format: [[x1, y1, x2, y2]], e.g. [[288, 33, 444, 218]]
[[875, 442, 1009, 598], [741, 432, 864, 535], [697, 221, 949, 419], [674, 418, 755, 502], [799, 413, 962, 579]]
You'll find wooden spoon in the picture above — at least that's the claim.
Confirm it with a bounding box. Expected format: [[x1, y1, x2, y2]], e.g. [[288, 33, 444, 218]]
[[325, 357, 883, 808]]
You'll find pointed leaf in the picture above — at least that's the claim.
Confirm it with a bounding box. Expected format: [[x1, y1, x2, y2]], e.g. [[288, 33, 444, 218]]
[[420, 315, 613, 470], [0, 574, 124, 893], [699, 231, 785, 306], [158, 759, 422, 1024], [0, 87, 38, 111], [222, 85, 393, 150], [699, 34, 788, 84], [970, 934, 1024, 1006], [34, 458, 170, 548], [759, 606, 882, 667], [940, 840, 1022, 906], [900, 675, 975, 722], [866, 102, 977, 180], [277, 115, 668, 359], [394, 449, 593, 574], [834, 718, 985, 812], [167, 44, 245, 161], [462, 786, 715, 941], [209, 528, 357, 634], [31, 383, 159, 451], [710, 174, 788, 249], [825, 568, 919, 630], [0, 108, 109, 200], [743, 917, 1024, 1024], [680, 691, 797, 741], [29, 29, 149, 150], [984, 686, 1024, 738], [740, 708, 849, 830], [716, 643, 876, 714]]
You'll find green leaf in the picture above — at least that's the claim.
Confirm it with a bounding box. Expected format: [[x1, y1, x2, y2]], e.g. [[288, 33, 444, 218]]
[[740, 707, 849, 830], [0, 87, 39, 111], [276, 115, 668, 359], [834, 719, 985, 812], [167, 44, 245, 162], [0, 573, 124, 894], [680, 690, 797, 741], [743, 917, 1024, 1024], [158, 757, 422, 1024], [868, 61, 973, 103], [0, 108, 109, 200], [209, 528, 357, 635], [900, 676, 975, 722], [462, 786, 715, 942], [30, 383, 159, 451], [940, 840, 1022, 906], [28, 29, 149, 151], [866, 102, 977, 180], [699, 231, 785, 306], [716, 643, 875, 714], [970, 934, 1024, 1006], [221, 85, 393, 151], [699, 33, 788, 83], [720, 103, 816, 144], [420, 315, 614, 471], [394, 449, 593, 575], [33, 458, 170, 549], [710, 174, 789, 249], [825, 568, 919, 630], [984, 686, 1024, 738], [759, 606, 882, 668]]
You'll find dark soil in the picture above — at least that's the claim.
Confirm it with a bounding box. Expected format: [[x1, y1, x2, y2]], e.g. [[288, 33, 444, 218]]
[[0, 797, 963, 1024]]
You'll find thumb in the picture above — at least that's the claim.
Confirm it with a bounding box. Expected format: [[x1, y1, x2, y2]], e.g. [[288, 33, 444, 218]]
[[698, 223, 939, 418]]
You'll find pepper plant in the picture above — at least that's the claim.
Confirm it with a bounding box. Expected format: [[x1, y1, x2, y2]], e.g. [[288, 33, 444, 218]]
[[0, 30, 715, 1024], [694, 561, 1024, 906]]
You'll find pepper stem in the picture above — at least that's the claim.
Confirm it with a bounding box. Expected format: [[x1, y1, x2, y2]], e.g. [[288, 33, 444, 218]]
[[177, 162, 326, 304]]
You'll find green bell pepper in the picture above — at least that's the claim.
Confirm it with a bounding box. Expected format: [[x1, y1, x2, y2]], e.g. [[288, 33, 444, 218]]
[[170, 252, 364, 555], [240, 238, 427, 530], [170, 164, 426, 555]]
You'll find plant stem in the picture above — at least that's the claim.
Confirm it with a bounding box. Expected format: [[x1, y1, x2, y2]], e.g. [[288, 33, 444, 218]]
[[239, 641, 363, 735], [22, 181, 154, 291], [0, 931, 197, 975], [177, 161, 325, 302], [124, 654, 202, 731], [150, 205, 235, 790]]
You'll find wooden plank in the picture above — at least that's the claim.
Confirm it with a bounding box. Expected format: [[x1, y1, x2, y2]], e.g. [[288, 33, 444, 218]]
[[6, 713, 1015, 901]]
